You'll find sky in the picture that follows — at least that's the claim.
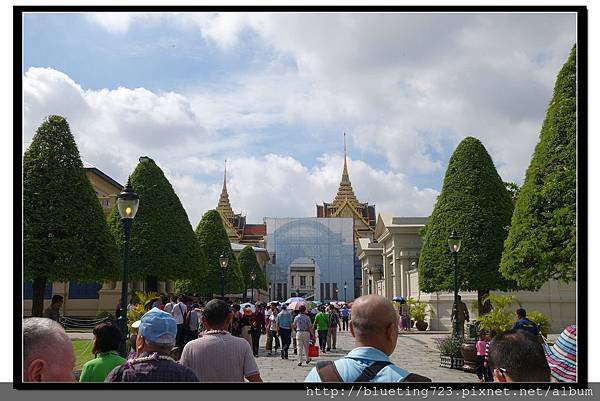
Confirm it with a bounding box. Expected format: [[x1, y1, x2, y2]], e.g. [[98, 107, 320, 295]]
[[22, 12, 576, 226]]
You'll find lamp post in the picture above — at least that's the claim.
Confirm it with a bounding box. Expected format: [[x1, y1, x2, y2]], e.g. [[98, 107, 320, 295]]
[[335, 288, 339, 301], [344, 281, 347, 303], [116, 177, 139, 357], [219, 253, 229, 300], [448, 229, 462, 339], [268, 282, 272, 302], [250, 271, 256, 303]]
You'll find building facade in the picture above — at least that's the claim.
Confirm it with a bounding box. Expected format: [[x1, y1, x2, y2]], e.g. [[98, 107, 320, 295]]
[[357, 213, 576, 333], [265, 217, 355, 302]]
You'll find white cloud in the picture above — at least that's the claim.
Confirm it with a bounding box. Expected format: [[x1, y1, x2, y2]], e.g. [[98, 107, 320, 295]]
[[23, 67, 439, 226]]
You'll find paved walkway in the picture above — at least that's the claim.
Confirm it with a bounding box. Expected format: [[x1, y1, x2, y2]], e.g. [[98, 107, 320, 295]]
[[253, 330, 477, 382]]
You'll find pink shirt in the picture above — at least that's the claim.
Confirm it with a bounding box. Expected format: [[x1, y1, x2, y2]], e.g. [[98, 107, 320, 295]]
[[476, 340, 487, 356]]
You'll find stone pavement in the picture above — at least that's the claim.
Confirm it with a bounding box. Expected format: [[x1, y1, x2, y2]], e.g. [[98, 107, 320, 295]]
[[253, 330, 477, 382]]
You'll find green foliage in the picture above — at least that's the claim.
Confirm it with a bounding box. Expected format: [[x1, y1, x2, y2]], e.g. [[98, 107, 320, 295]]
[[504, 181, 520, 204], [126, 291, 159, 330], [238, 245, 268, 292], [475, 294, 517, 336], [500, 46, 576, 290], [195, 210, 245, 295], [527, 311, 551, 337], [418, 137, 517, 296], [23, 115, 120, 315], [410, 302, 428, 322], [434, 335, 464, 357], [107, 157, 206, 283]]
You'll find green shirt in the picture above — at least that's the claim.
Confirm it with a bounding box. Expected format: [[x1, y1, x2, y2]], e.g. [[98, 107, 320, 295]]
[[314, 312, 329, 331], [79, 351, 126, 382]]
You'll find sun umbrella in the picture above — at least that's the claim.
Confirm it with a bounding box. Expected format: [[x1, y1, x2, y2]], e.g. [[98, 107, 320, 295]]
[[392, 296, 405, 302], [239, 302, 255, 312], [284, 297, 305, 304], [287, 300, 307, 311]]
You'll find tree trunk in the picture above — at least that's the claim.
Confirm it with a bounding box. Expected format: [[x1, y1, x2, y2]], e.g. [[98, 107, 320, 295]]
[[477, 289, 492, 316], [31, 276, 47, 317]]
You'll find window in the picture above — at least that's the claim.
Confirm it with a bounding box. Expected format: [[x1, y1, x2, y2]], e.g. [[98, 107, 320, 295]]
[[300, 276, 306, 286], [68, 282, 102, 299], [23, 281, 52, 299]]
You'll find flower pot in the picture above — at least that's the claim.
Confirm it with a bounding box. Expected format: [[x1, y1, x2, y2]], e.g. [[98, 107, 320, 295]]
[[415, 321, 428, 331], [440, 355, 464, 369], [440, 355, 453, 368], [460, 340, 477, 373], [451, 356, 464, 370]]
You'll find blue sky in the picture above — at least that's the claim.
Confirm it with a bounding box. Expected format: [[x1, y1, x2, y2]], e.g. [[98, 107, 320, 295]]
[[22, 12, 576, 225]]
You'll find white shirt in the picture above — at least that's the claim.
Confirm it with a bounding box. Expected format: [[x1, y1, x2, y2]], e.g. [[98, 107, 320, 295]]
[[172, 301, 186, 325]]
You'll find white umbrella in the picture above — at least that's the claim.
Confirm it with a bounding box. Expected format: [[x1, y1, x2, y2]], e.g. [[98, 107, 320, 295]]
[[239, 302, 255, 312]]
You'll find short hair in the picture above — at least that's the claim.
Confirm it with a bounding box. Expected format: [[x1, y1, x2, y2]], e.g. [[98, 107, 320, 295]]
[[516, 308, 527, 318], [231, 304, 241, 311], [145, 339, 174, 352], [51, 295, 64, 304], [92, 323, 123, 354], [318, 305, 325, 312], [298, 305, 306, 313], [202, 299, 231, 326], [488, 330, 550, 382], [23, 318, 68, 366]]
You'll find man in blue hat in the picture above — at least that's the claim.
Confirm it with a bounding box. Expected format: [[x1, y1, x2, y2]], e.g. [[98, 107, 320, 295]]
[[106, 308, 198, 382]]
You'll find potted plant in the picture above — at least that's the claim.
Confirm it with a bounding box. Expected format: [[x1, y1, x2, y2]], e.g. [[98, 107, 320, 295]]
[[435, 335, 464, 369], [474, 294, 516, 337], [410, 302, 428, 331]]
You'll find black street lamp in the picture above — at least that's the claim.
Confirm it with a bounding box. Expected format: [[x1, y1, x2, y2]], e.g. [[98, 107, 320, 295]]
[[344, 281, 347, 303], [268, 281, 272, 302], [335, 288, 339, 301], [250, 271, 256, 303], [219, 253, 229, 300], [448, 229, 462, 339], [116, 177, 139, 357]]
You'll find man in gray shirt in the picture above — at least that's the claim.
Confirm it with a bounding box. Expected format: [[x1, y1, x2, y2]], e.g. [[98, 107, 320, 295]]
[[180, 299, 262, 382]]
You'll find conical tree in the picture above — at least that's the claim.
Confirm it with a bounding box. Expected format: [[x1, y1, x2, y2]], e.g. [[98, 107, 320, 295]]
[[195, 209, 244, 297], [238, 245, 267, 301], [107, 157, 206, 286], [418, 137, 517, 314], [24, 115, 120, 316], [500, 45, 576, 290]]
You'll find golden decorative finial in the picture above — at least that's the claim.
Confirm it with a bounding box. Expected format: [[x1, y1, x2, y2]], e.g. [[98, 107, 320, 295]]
[[342, 132, 349, 183]]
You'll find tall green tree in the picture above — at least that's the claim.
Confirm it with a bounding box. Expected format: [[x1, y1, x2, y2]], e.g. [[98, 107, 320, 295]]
[[500, 45, 576, 290], [24, 115, 120, 316], [418, 137, 517, 314], [195, 210, 244, 296], [238, 245, 267, 301], [107, 157, 206, 286]]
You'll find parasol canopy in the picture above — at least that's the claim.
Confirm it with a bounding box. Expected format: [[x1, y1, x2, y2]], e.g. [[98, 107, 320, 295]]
[[239, 302, 255, 312]]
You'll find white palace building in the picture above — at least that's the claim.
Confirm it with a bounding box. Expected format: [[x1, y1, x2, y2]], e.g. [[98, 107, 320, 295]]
[[357, 214, 576, 333]]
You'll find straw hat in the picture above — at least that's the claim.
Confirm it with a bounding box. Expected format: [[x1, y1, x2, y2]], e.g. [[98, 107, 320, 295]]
[[544, 324, 576, 382]]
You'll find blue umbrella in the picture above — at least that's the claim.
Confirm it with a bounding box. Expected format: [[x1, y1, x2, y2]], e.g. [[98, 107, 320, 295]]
[[392, 296, 405, 302]]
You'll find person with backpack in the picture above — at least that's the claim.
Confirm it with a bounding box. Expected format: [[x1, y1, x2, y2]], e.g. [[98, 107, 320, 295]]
[[305, 295, 430, 383], [327, 304, 342, 351]]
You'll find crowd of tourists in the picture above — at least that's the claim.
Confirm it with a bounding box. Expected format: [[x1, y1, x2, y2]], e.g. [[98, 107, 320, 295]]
[[23, 295, 576, 384]]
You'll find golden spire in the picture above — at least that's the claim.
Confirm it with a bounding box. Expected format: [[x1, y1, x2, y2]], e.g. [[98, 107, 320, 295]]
[[332, 132, 359, 207], [342, 132, 349, 183], [217, 159, 234, 220]]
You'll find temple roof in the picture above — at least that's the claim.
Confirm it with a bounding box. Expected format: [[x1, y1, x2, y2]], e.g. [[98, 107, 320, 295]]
[[217, 159, 235, 221]]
